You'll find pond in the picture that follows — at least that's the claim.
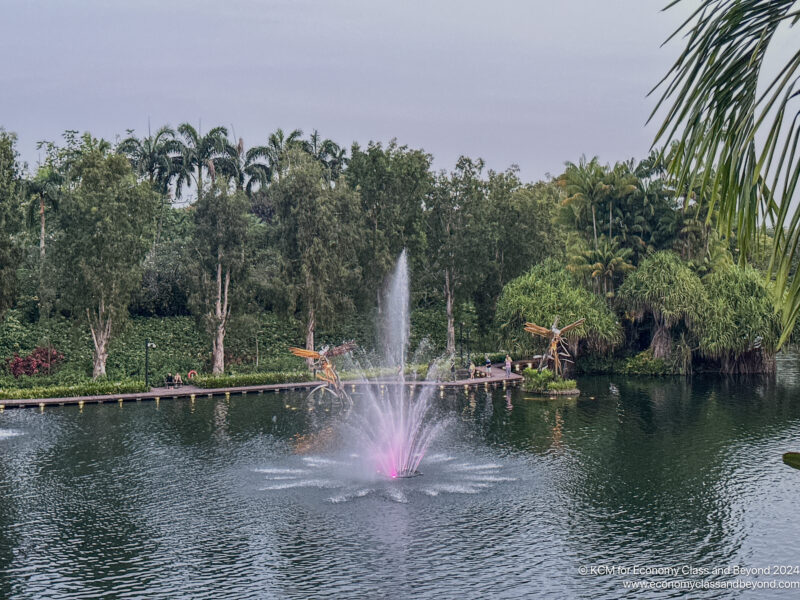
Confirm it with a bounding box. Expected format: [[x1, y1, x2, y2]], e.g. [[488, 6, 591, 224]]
[[1, 359, 800, 598]]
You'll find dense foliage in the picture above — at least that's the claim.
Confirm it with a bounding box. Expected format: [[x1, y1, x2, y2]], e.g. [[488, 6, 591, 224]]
[[0, 121, 787, 391], [496, 259, 622, 357]]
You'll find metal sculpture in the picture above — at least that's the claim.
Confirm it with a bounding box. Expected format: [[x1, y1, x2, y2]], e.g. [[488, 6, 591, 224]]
[[524, 317, 585, 378], [289, 341, 357, 405]]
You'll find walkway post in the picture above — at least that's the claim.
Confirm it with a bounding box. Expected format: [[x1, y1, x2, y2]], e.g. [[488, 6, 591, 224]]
[[145, 340, 156, 389], [145, 339, 150, 389]]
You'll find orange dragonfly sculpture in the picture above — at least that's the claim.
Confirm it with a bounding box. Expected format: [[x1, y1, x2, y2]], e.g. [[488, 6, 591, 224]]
[[524, 317, 585, 378], [289, 341, 357, 401]]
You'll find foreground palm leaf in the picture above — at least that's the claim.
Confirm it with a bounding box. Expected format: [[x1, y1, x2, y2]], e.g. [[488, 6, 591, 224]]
[[653, 0, 800, 343], [783, 452, 800, 470]]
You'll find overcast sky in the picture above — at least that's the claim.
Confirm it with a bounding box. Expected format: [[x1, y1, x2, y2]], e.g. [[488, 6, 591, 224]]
[[1, 0, 693, 181]]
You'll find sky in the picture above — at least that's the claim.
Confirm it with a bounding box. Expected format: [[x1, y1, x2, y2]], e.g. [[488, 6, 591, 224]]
[[1, 0, 693, 181]]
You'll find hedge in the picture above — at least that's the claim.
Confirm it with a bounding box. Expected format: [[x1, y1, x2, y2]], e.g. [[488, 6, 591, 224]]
[[0, 380, 147, 400]]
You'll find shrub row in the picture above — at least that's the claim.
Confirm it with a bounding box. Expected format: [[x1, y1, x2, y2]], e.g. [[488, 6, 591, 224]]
[[193, 371, 310, 388], [0, 380, 147, 400]]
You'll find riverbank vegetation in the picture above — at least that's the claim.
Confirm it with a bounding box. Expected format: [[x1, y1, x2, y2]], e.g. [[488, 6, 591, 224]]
[[0, 123, 789, 391]]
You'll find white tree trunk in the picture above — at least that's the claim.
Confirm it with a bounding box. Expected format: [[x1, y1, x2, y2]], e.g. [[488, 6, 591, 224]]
[[211, 256, 230, 375], [305, 305, 315, 367], [445, 268, 455, 355], [88, 301, 112, 379]]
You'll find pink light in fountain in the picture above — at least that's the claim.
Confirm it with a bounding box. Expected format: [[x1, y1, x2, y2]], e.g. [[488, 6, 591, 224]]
[[343, 250, 443, 480]]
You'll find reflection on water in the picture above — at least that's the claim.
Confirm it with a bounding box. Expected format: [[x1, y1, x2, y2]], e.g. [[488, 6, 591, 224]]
[[1, 363, 800, 598]]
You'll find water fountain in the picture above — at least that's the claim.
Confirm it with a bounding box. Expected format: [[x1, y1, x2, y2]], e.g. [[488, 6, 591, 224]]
[[346, 250, 443, 478], [293, 250, 443, 479]]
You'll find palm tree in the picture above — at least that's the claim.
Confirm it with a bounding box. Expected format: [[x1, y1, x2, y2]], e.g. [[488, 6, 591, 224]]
[[559, 156, 609, 250], [604, 161, 638, 240], [25, 166, 62, 259], [653, 0, 800, 343], [266, 128, 304, 181], [173, 123, 228, 202], [117, 126, 180, 193], [217, 137, 271, 194], [303, 130, 346, 180], [568, 236, 634, 298]]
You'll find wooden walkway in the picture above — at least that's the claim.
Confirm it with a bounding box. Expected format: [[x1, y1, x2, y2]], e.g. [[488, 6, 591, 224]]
[[0, 368, 523, 410]]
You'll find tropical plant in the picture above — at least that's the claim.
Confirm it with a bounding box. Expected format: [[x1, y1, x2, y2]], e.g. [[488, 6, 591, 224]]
[[653, 0, 800, 343], [117, 126, 180, 192], [696, 264, 781, 373], [568, 236, 634, 297], [303, 130, 346, 180], [216, 136, 271, 194], [496, 259, 622, 357], [265, 128, 304, 181], [559, 155, 608, 250], [24, 165, 62, 260], [173, 123, 228, 202], [617, 251, 707, 359]]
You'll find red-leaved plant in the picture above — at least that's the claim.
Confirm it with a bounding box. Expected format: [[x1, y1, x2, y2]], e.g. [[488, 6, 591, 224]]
[[5, 347, 64, 378]]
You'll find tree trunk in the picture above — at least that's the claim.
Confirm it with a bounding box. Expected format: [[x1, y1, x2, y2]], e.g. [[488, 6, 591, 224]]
[[608, 202, 613, 239], [445, 268, 455, 355], [650, 318, 671, 359], [39, 194, 46, 260], [88, 302, 112, 379], [212, 320, 225, 375], [591, 204, 598, 250], [305, 305, 315, 367], [210, 255, 230, 375]]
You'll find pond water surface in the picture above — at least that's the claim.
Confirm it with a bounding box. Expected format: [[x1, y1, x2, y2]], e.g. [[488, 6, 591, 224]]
[[1, 359, 800, 599]]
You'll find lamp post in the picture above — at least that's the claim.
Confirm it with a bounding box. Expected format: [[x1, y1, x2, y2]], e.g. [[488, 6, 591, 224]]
[[145, 339, 156, 389], [466, 327, 472, 367]]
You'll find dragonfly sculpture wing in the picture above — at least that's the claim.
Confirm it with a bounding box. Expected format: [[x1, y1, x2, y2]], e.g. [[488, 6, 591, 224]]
[[558, 318, 585, 335], [328, 341, 357, 357], [289, 347, 321, 360], [524, 323, 552, 338]]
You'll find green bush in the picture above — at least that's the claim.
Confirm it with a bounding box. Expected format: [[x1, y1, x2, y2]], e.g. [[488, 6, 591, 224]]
[[547, 378, 578, 391], [620, 350, 672, 376], [194, 371, 310, 388], [522, 368, 578, 393], [523, 368, 554, 392], [0, 379, 146, 400]]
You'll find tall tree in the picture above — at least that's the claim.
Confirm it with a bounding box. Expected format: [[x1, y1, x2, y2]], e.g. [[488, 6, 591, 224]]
[[53, 146, 157, 377], [0, 129, 23, 317], [427, 157, 485, 354], [25, 165, 62, 260], [173, 123, 228, 203], [266, 151, 362, 355], [190, 184, 251, 374], [303, 130, 346, 180], [117, 126, 180, 192], [559, 156, 608, 251], [653, 0, 800, 343], [266, 128, 304, 182], [346, 140, 432, 310], [217, 136, 271, 194]]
